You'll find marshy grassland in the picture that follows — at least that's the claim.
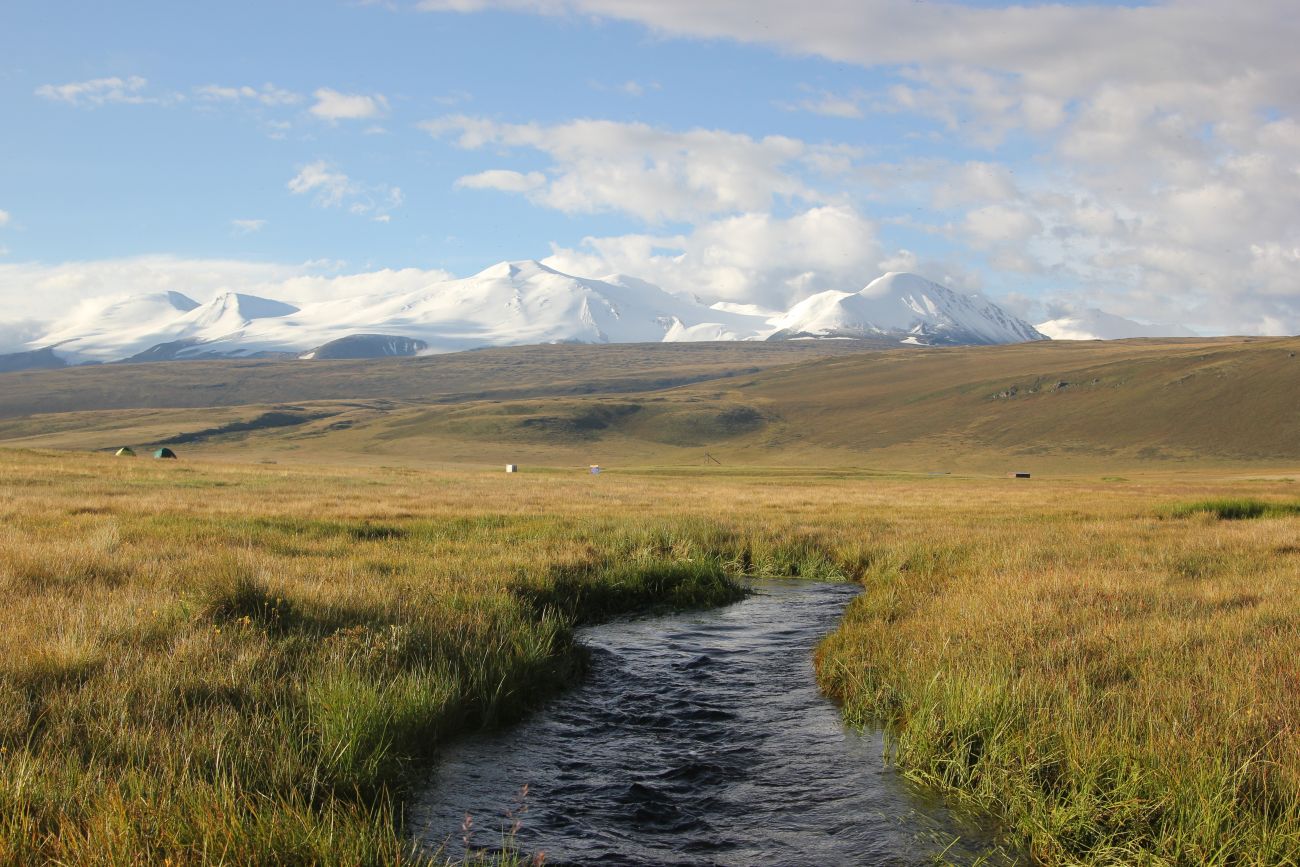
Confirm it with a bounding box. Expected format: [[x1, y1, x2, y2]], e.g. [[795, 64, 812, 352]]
[[2, 448, 1299, 864]]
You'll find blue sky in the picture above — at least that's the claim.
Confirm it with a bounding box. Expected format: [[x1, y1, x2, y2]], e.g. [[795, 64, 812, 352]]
[[1, 0, 1298, 335]]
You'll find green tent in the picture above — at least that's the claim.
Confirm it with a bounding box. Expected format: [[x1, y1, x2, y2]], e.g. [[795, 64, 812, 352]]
[[114, 447, 136, 457], [153, 447, 178, 460]]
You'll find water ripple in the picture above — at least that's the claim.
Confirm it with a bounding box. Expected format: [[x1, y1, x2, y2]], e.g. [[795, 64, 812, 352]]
[[411, 579, 988, 866]]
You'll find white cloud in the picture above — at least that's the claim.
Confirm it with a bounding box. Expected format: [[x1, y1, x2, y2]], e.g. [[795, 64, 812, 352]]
[[287, 161, 402, 219], [310, 88, 389, 121], [780, 88, 864, 119], [231, 218, 268, 235], [962, 205, 1042, 249], [544, 205, 880, 309], [415, 1, 1300, 114], [0, 210, 9, 228], [454, 169, 547, 193], [195, 83, 301, 106], [35, 76, 162, 107], [423, 115, 856, 223], [413, 0, 1300, 334], [0, 255, 455, 328], [288, 162, 354, 207]]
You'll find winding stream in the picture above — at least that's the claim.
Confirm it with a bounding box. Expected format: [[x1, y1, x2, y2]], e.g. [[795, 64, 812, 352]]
[[411, 580, 987, 865]]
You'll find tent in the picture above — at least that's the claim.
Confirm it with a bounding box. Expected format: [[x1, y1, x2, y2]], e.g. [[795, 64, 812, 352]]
[[153, 447, 178, 460], [114, 447, 136, 457]]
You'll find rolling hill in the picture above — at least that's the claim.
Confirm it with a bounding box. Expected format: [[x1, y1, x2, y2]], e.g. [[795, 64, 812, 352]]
[[1, 336, 1297, 473]]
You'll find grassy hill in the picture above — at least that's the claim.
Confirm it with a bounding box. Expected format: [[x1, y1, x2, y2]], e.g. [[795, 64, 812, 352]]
[[2, 336, 1298, 472], [0, 340, 876, 418]]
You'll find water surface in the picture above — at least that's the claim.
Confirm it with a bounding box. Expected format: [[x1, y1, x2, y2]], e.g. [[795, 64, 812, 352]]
[[412, 580, 986, 865]]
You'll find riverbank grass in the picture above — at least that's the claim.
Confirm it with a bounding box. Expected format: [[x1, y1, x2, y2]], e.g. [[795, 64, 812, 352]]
[[0, 452, 767, 864], [3, 449, 1300, 863], [817, 487, 1300, 864]]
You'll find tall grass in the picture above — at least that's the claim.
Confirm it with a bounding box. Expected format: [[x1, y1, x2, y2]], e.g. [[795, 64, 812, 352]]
[[3, 449, 1300, 863], [0, 451, 829, 864], [817, 487, 1300, 864]]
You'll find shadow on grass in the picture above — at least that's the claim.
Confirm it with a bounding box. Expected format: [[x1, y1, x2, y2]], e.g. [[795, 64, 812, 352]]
[[1166, 498, 1300, 520]]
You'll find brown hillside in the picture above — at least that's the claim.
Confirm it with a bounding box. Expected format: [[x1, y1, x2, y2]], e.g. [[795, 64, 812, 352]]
[[1, 337, 1297, 472]]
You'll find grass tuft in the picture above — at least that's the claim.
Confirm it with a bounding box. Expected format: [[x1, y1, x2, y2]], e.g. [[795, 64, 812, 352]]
[[1167, 498, 1300, 520]]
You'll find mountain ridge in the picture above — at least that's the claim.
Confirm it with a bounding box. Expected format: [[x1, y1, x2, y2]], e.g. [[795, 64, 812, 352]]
[[8, 262, 1046, 367]]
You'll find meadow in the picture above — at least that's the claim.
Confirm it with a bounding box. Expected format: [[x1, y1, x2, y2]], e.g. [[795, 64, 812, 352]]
[[2, 446, 1299, 864]]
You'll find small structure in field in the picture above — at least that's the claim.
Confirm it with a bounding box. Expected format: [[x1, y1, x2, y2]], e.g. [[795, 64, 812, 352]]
[[114, 447, 136, 457], [506, 464, 518, 473], [154, 447, 178, 460], [589, 465, 601, 475], [1009, 471, 1031, 479]]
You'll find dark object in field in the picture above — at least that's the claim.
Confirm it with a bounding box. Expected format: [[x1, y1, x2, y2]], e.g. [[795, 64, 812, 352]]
[[506, 464, 518, 473], [1010, 471, 1031, 479], [153, 447, 178, 460]]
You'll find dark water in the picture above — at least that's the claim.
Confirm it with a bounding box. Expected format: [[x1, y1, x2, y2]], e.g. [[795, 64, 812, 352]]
[[411, 580, 988, 865]]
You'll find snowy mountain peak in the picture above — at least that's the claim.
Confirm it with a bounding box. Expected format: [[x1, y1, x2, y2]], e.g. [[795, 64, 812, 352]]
[[35, 290, 206, 363], [861, 271, 943, 299], [14, 265, 1049, 366], [163, 290, 201, 313], [194, 292, 299, 321], [773, 272, 1044, 345], [1036, 308, 1198, 341], [473, 259, 562, 281]]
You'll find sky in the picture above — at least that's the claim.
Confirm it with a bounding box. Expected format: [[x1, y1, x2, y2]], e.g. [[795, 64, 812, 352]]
[[1, 0, 1298, 345]]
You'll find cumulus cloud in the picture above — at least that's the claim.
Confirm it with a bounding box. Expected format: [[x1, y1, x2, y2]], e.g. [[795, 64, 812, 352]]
[[35, 76, 163, 107], [310, 88, 389, 121], [543, 205, 881, 309], [424, 115, 856, 223], [195, 83, 301, 106], [287, 161, 402, 220], [454, 169, 547, 193], [0, 210, 9, 228], [414, 0, 1300, 334], [962, 205, 1042, 249]]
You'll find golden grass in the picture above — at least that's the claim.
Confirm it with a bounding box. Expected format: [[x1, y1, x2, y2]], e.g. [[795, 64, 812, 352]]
[[816, 481, 1300, 864], [1, 448, 1299, 863]]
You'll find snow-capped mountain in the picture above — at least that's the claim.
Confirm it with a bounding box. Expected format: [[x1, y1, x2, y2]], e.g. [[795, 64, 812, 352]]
[[769, 272, 1045, 345], [1035, 308, 1197, 341], [11, 263, 1045, 367], [38, 290, 202, 363]]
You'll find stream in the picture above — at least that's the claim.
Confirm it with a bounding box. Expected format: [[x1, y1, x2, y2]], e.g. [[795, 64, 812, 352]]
[[411, 579, 988, 865]]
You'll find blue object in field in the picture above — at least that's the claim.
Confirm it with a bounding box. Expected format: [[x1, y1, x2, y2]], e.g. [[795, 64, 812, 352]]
[[589, 465, 601, 475]]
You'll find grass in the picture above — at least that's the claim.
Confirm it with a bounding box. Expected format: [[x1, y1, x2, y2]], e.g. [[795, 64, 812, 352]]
[[816, 483, 1300, 864], [6, 336, 1300, 476], [0, 450, 830, 865], [1166, 497, 1300, 520], [2, 448, 1300, 863]]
